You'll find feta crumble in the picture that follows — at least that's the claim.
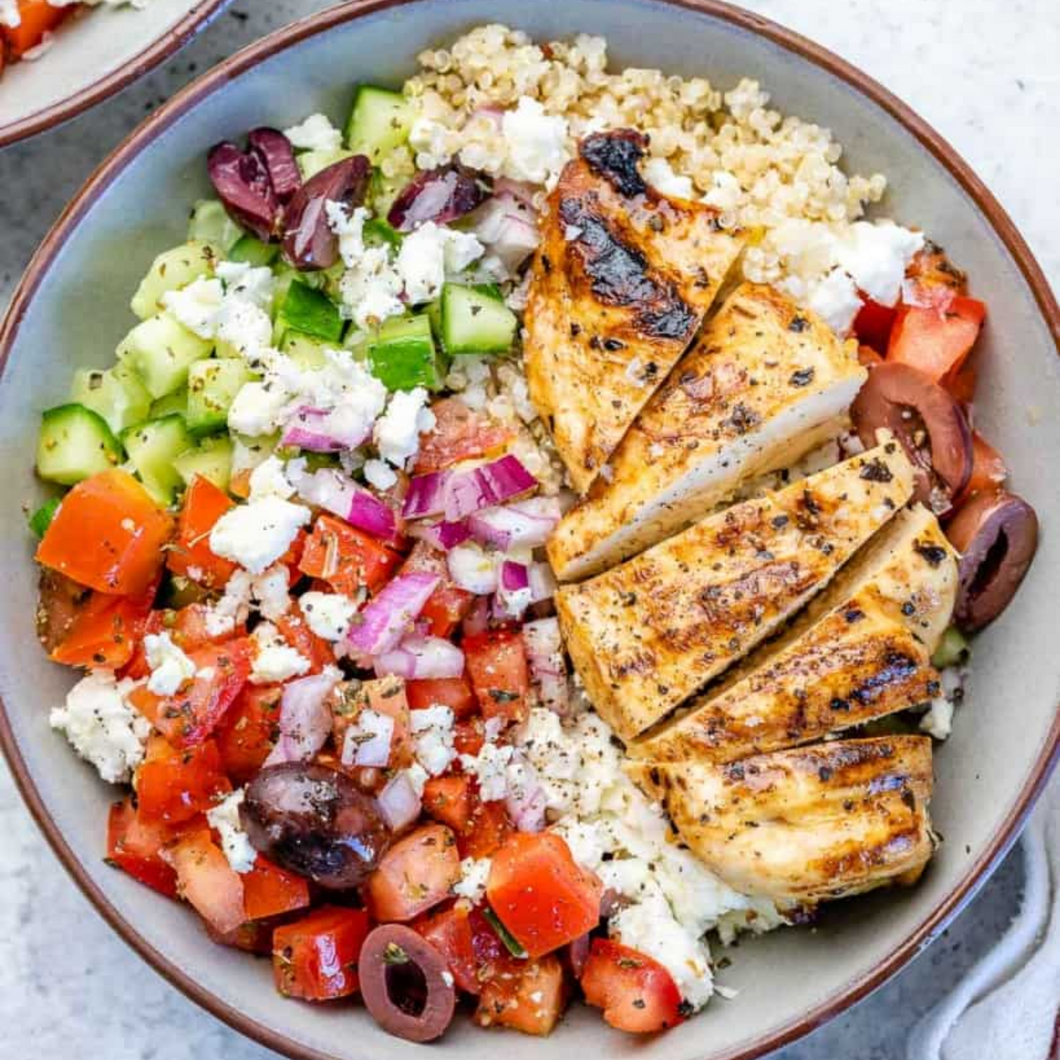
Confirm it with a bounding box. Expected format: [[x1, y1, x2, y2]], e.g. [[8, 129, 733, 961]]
[[300, 591, 358, 642], [643, 157, 694, 199], [209, 495, 310, 574], [206, 789, 258, 874], [143, 631, 197, 696], [375, 387, 436, 467], [453, 856, 492, 904], [501, 98, 569, 186], [250, 564, 292, 622], [284, 113, 344, 154], [249, 622, 311, 685], [410, 705, 457, 777], [204, 570, 254, 639], [364, 458, 398, 490]]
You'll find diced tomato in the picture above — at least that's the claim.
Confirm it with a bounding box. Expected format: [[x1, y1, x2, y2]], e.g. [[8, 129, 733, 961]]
[[948, 356, 978, 406], [51, 578, 158, 669], [166, 475, 237, 589], [242, 855, 311, 921], [275, 612, 334, 674], [106, 797, 181, 898], [463, 630, 531, 723], [406, 675, 477, 718], [475, 955, 569, 1035], [229, 467, 252, 499], [580, 939, 686, 1033], [206, 918, 275, 955], [453, 715, 486, 758], [457, 797, 513, 860], [486, 833, 603, 959], [136, 735, 231, 824], [3, 0, 70, 56], [299, 514, 402, 597], [413, 902, 482, 994], [332, 675, 412, 770], [272, 906, 371, 1001], [163, 827, 246, 936], [962, 432, 1008, 499], [171, 601, 247, 652], [857, 344, 884, 368], [887, 296, 986, 385], [400, 541, 474, 637], [852, 296, 896, 354], [366, 823, 461, 922], [413, 397, 515, 474], [422, 774, 474, 832], [216, 683, 282, 784], [128, 638, 251, 748], [36, 470, 173, 595]]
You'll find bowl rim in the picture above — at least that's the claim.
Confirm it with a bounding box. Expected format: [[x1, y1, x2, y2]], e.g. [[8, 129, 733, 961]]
[[0, 0, 232, 148], [1, 1, 1058, 1057]]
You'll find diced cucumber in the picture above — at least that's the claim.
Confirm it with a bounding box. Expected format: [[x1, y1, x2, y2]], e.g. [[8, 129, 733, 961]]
[[931, 626, 970, 669], [368, 166, 410, 217], [440, 282, 518, 355], [228, 234, 279, 268], [174, 434, 234, 492], [70, 363, 152, 435], [186, 359, 253, 435], [149, 389, 188, 420], [121, 415, 194, 506], [345, 85, 415, 164], [28, 496, 62, 538], [281, 330, 330, 371], [36, 404, 123, 486], [117, 312, 213, 399], [278, 280, 344, 343], [130, 241, 219, 320], [363, 217, 403, 250], [187, 199, 243, 252], [368, 313, 447, 391], [298, 147, 355, 181]]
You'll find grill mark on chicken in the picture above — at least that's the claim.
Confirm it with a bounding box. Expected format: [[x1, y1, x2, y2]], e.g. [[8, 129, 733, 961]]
[[579, 129, 649, 197]]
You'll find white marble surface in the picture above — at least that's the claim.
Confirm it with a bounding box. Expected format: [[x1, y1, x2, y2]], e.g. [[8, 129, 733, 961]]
[[0, 1, 1056, 1058]]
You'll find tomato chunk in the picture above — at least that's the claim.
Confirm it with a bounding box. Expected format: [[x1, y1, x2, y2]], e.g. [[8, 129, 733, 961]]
[[276, 612, 335, 674], [463, 630, 531, 724], [332, 675, 412, 770], [242, 855, 311, 921], [852, 296, 896, 354], [299, 514, 402, 597], [51, 580, 158, 669], [401, 541, 474, 638], [171, 601, 247, 652], [580, 939, 686, 1033], [422, 774, 474, 832], [887, 296, 986, 385], [4, 0, 70, 56], [163, 827, 246, 936], [136, 735, 231, 824], [457, 796, 513, 860], [475, 954, 569, 1035], [216, 683, 282, 784], [128, 638, 251, 748], [413, 902, 482, 995], [106, 797, 180, 898], [165, 475, 238, 589], [413, 397, 514, 474], [366, 823, 461, 922], [272, 906, 371, 1001], [453, 715, 486, 758], [486, 833, 603, 959], [407, 675, 477, 718], [37, 470, 173, 595], [963, 431, 1008, 499]]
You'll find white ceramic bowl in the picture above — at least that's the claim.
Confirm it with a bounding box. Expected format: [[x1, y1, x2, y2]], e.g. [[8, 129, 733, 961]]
[[1, 2, 1057, 1058]]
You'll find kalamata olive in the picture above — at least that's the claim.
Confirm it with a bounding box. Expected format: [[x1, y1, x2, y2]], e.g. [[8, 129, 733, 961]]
[[207, 140, 281, 242], [359, 924, 457, 1042], [247, 127, 302, 203], [241, 762, 391, 890], [945, 488, 1038, 631], [282, 155, 371, 271], [387, 164, 491, 232], [567, 932, 591, 978], [851, 362, 973, 513]]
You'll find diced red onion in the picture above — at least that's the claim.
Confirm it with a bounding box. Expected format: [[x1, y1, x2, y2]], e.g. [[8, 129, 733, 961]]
[[293, 465, 396, 541], [522, 617, 570, 716], [444, 455, 537, 521], [495, 560, 532, 619], [375, 635, 465, 680], [376, 771, 422, 832], [403, 470, 448, 519], [468, 496, 561, 550], [387, 164, 490, 233], [348, 571, 441, 656], [447, 542, 498, 595], [528, 561, 557, 604], [263, 671, 338, 766], [505, 756, 547, 833], [348, 488, 398, 541], [492, 177, 537, 208], [341, 709, 395, 768], [408, 519, 471, 551], [468, 193, 540, 274], [281, 406, 373, 453], [247, 128, 302, 203]]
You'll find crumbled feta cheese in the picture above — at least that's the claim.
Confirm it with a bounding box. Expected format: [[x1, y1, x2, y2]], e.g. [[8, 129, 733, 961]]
[[251, 564, 292, 622], [404, 762, 430, 797], [249, 622, 311, 685], [459, 740, 513, 803], [204, 570, 253, 638], [228, 381, 291, 437], [920, 695, 954, 739], [832, 221, 924, 308], [395, 222, 484, 304], [161, 277, 223, 339], [453, 856, 492, 904], [143, 631, 197, 696], [209, 496, 310, 574], [643, 157, 694, 199], [363, 458, 398, 490], [49, 671, 150, 784], [284, 113, 343, 154], [206, 789, 258, 874], [410, 705, 456, 777], [299, 591, 357, 641], [215, 297, 274, 359], [216, 260, 276, 310], [249, 455, 295, 501], [375, 387, 436, 467], [702, 170, 742, 212], [806, 267, 862, 336], [501, 98, 569, 185], [0, 0, 22, 28], [341, 708, 395, 767]]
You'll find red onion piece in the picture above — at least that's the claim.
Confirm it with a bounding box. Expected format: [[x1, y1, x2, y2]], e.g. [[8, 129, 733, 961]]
[[403, 470, 449, 519], [207, 140, 280, 242], [281, 406, 373, 453], [505, 755, 547, 833], [443, 454, 537, 521], [387, 164, 491, 232], [408, 519, 471, 551], [528, 562, 556, 604], [341, 709, 395, 768], [523, 617, 570, 716], [468, 496, 561, 550], [282, 155, 371, 271], [347, 487, 398, 541], [348, 571, 441, 656], [468, 192, 540, 274], [293, 465, 396, 541], [262, 671, 339, 766], [568, 933, 591, 978], [375, 635, 465, 680], [376, 771, 423, 832], [247, 127, 302, 203]]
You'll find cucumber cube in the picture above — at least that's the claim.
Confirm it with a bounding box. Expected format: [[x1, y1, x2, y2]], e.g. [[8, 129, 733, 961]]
[[440, 282, 518, 355], [130, 241, 219, 320], [279, 280, 344, 343], [345, 85, 415, 164], [37, 404, 123, 486], [363, 217, 403, 250], [368, 313, 448, 392], [28, 496, 63, 538], [117, 312, 213, 399], [187, 199, 244, 252], [121, 414, 194, 506], [297, 147, 355, 181], [70, 362, 152, 434], [149, 389, 188, 420], [174, 434, 235, 492], [281, 330, 330, 371], [186, 359, 254, 435], [228, 235, 279, 268]]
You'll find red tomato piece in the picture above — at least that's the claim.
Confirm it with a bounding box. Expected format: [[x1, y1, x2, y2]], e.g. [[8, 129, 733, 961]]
[[299, 514, 403, 597], [457, 796, 513, 860], [136, 735, 231, 824], [171, 601, 247, 652], [36, 470, 173, 595], [463, 630, 531, 723], [453, 715, 486, 758], [51, 578, 158, 669], [165, 475, 238, 589], [580, 939, 686, 1033], [4, 0, 70, 56], [486, 833, 603, 959], [366, 823, 461, 922], [400, 541, 474, 638], [412, 902, 482, 995], [275, 612, 335, 674], [128, 638, 251, 748], [332, 675, 413, 770], [272, 906, 371, 1001], [475, 954, 570, 1035], [242, 855, 311, 921], [106, 797, 181, 898], [422, 774, 474, 832], [215, 683, 283, 784], [962, 431, 1008, 499], [206, 918, 275, 955], [413, 397, 515, 474], [407, 675, 477, 718], [852, 296, 897, 354], [163, 827, 246, 936], [887, 296, 986, 384]]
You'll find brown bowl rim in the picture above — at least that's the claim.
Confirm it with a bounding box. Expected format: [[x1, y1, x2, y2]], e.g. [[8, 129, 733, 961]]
[[0, 1, 1058, 1057], [0, 0, 232, 148]]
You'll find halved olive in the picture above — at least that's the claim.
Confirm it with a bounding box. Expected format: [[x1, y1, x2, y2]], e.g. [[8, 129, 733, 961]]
[[851, 363, 973, 513], [282, 155, 371, 271], [945, 489, 1038, 631], [359, 924, 457, 1042]]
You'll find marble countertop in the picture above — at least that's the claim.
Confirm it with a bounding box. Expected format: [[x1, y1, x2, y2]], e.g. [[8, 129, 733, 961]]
[[0, 0, 1056, 1057]]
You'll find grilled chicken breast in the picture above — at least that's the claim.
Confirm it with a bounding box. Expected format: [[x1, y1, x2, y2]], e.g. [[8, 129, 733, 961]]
[[524, 130, 744, 495], [628, 736, 935, 903], [556, 443, 915, 741], [548, 283, 867, 581], [630, 504, 957, 763]]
